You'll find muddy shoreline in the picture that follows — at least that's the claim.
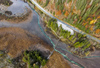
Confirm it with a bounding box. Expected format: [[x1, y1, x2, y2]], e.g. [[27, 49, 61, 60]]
[[0, 9, 33, 23]]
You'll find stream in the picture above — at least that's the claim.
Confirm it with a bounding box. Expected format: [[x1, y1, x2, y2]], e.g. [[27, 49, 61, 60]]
[[0, 0, 100, 68]]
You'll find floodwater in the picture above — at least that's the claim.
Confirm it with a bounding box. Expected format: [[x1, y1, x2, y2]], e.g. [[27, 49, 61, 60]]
[[0, 0, 30, 16], [0, 0, 100, 68], [8, 0, 30, 16]]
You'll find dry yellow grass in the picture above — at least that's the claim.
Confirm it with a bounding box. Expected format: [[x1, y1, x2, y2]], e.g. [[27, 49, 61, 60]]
[[0, 27, 52, 58], [43, 51, 71, 68], [0, 27, 71, 68]]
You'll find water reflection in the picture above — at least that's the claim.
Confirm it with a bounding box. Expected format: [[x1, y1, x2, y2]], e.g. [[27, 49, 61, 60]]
[[0, 0, 31, 16]]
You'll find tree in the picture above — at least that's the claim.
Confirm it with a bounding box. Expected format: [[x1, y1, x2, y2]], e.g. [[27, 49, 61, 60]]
[[44, 0, 50, 7], [41, 59, 47, 66], [95, 29, 100, 34], [22, 50, 48, 68], [53, 11, 55, 15], [56, 10, 61, 15], [59, 4, 64, 12], [65, 11, 69, 16], [47, 21, 51, 27], [34, 64, 39, 68]]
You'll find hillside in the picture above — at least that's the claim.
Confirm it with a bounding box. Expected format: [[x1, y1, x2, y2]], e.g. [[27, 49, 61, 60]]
[[36, 0, 100, 39]]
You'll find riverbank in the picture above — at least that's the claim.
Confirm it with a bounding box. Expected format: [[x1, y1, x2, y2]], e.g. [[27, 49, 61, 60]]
[[0, 1, 71, 67], [0, 9, 33, 23], [0, 27, 71, 68], [30, 1, 100, 58]]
